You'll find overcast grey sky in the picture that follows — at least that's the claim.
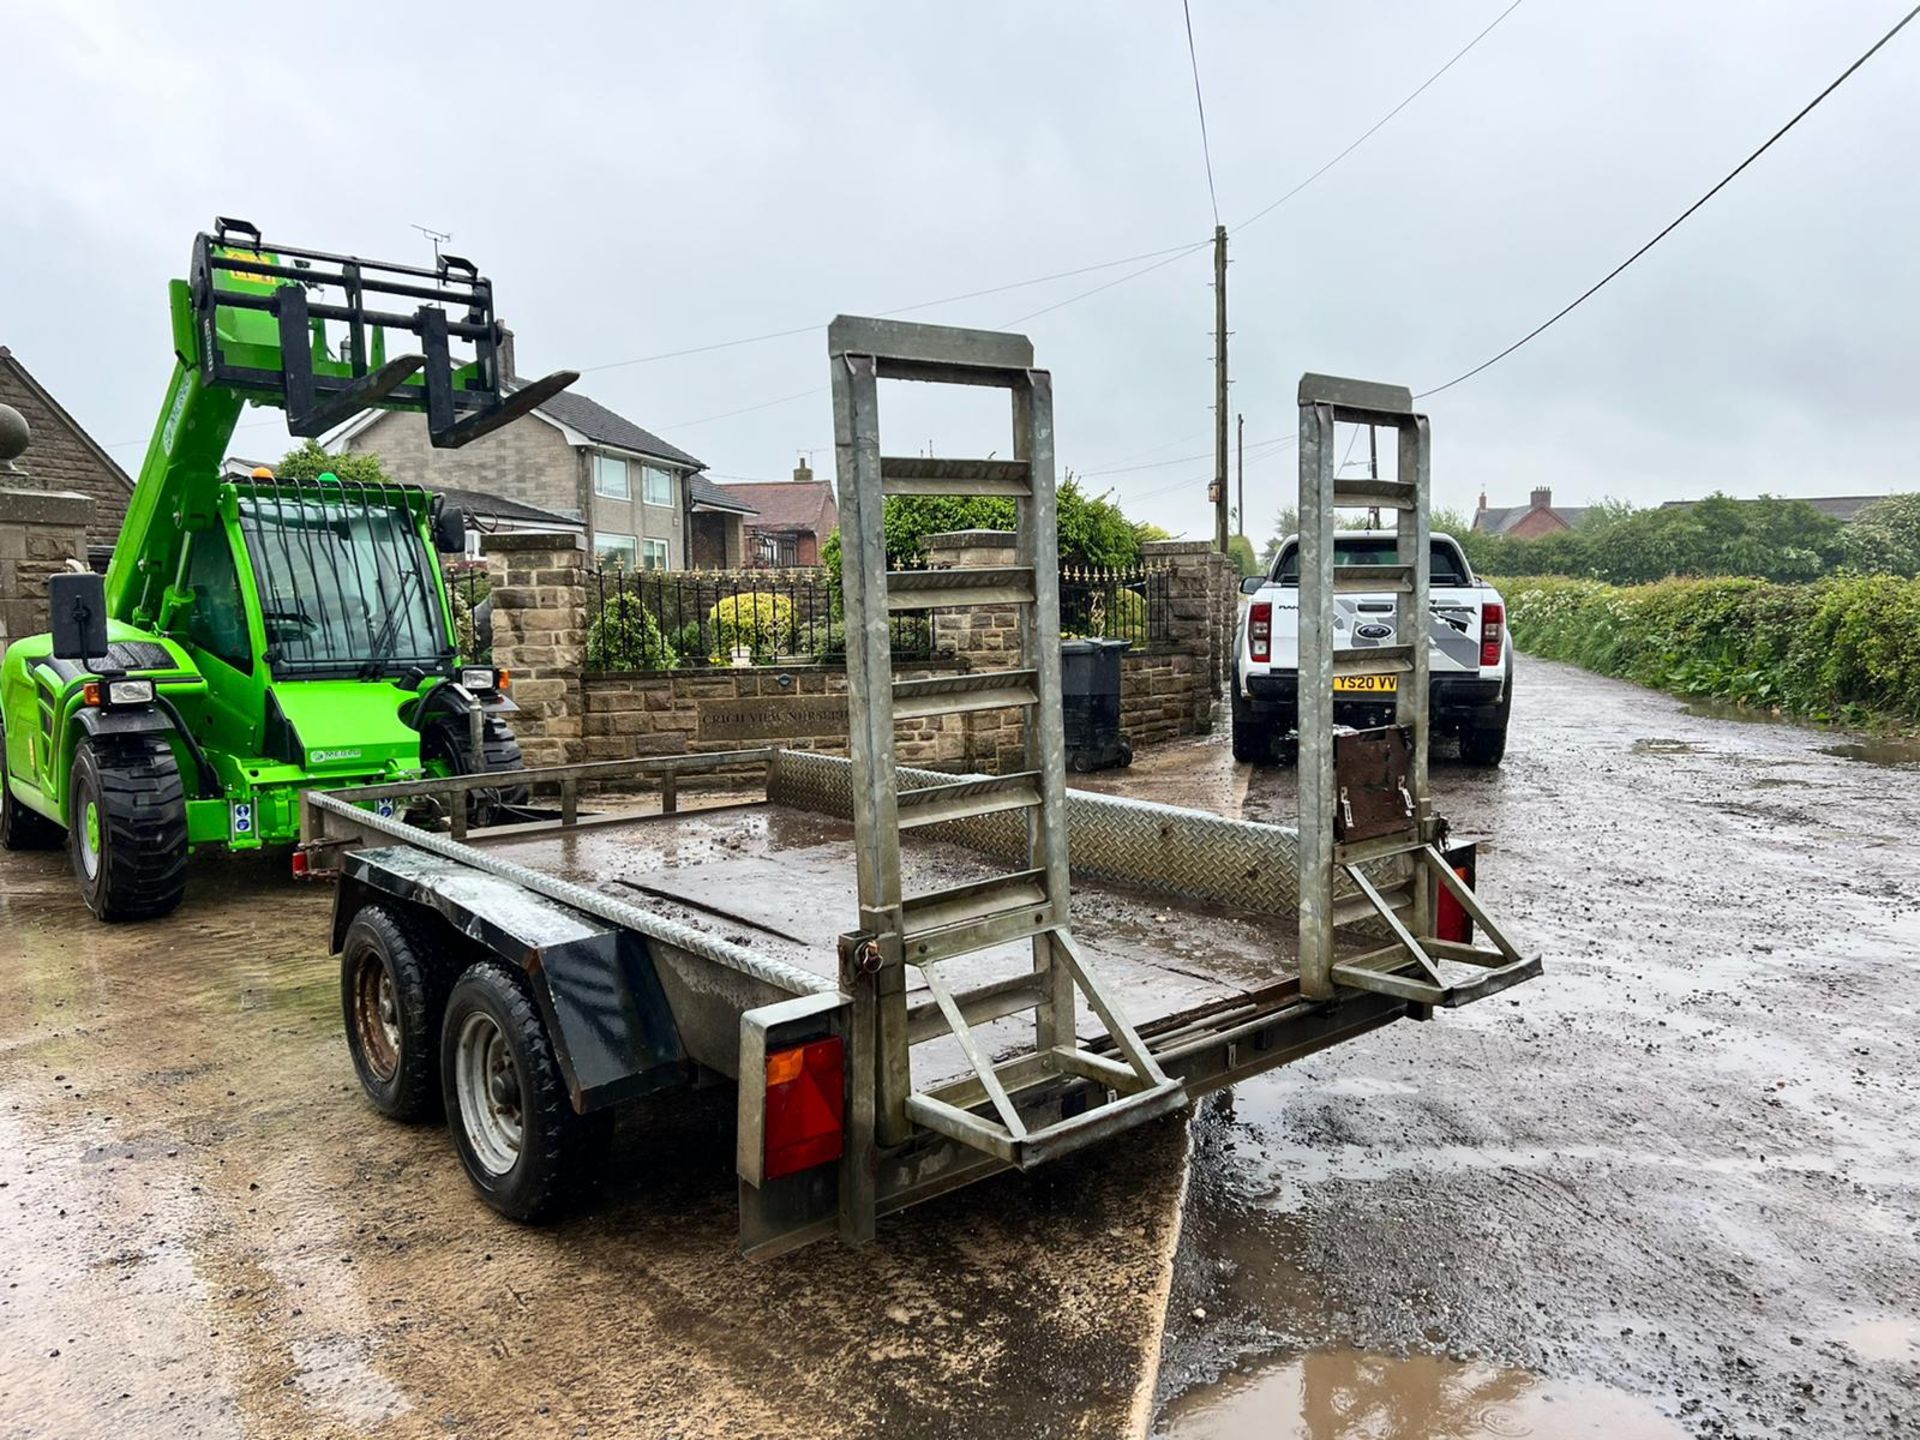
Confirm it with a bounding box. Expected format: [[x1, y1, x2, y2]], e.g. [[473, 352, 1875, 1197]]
[[3, 1, 1915, 539]]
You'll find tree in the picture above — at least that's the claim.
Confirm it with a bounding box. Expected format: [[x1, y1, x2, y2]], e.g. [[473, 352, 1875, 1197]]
[[1226, 534, 1259, 577], [276, 438, 392, 486], [822, 471, 1145, 576], [1842, 494, 1920, 577]]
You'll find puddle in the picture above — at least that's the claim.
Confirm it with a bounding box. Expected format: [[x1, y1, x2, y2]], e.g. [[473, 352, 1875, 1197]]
[[1834, 1316, 1920, 1363], [1817, 739, 1920, 769], [1630, 738, 1701, 756], [1159, 1349, 1686, 1439]]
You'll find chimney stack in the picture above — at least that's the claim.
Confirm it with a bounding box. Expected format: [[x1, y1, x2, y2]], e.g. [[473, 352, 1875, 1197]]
[[794, 455, 813, 484], [1530, 486, 1552, 511], [497, 327, 517, 384]]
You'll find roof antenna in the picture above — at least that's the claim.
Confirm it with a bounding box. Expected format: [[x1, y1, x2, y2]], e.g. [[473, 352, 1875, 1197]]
[[410, 223, 453, 267]]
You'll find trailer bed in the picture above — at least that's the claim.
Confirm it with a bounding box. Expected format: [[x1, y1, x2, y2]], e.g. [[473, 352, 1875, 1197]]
[[473, 802, 1301, 1091]]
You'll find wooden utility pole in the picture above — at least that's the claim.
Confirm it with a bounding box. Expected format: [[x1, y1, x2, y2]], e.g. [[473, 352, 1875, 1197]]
[[1212, 224, 1228, 553], [1236, 411, 1245, 541]]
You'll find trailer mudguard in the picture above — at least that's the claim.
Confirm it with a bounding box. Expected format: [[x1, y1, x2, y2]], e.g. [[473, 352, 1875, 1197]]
[[337, 846, 688, 1112]]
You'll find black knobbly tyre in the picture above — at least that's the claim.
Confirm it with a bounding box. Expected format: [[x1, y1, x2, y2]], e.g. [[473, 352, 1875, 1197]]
[[341, 905, 449, 1123], [68, 732, 188, 921], [441, 962, 607, 1222], [1, 735, 63, 851], [421, 713, 530, 826], [1230, 691, 1272, 764]]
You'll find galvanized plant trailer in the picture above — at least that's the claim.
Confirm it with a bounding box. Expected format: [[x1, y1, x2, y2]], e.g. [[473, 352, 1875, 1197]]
[[302, 324, 1539, 1258]]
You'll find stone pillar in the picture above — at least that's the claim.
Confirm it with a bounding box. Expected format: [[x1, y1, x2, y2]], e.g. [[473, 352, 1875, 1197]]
[[1143, 539, 1234, 732], [484, 530, 588, 768], [0, 403, 94, 661], [922, 528, 1026, 771]]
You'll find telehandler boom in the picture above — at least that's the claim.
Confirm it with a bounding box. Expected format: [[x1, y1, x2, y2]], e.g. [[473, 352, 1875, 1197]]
[[0, 218, 577, 920]]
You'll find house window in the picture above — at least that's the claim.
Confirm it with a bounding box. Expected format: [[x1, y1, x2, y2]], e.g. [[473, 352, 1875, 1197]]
[[641, 538, 670, 571], [642, 465, 673, 507], [593, 454, 630, 499], [596, 532, 638, 568]]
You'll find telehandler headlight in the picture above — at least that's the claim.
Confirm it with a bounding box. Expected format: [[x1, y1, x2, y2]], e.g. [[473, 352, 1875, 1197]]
[[81, 678, 155, 708], [461, 667, 500, 693]]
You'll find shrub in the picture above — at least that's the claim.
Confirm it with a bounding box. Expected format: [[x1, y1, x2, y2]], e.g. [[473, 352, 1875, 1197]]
[[671, 620, 716, 665], [708, 593, 794, 658], [1500, 573, 1920, 725], [585, 593, 679, 671]]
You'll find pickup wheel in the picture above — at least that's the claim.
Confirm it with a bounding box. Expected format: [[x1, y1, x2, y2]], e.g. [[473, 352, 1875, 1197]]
[[1230, 691, 1271, 764], [1460, 688, 1512, 768], [341, 905, 449, 1122], [421, 714, 530, 827], [68, 733, 188, 921], [442, 962, 609, 1222]]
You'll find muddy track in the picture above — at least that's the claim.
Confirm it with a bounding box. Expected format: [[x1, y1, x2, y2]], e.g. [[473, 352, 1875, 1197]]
[[1153, 656, 1920, 1438]]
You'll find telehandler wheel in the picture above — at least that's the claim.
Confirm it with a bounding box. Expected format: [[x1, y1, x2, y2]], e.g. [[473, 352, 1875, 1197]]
[[1, 746, 64, 850], [341, 905, 449, 1123], [421, 714, 530, 827], [68, 733, 188, 921], [441, 962, 610, 1223]]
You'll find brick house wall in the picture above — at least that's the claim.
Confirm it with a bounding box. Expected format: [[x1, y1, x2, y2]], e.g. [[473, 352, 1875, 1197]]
[[0, 348, 132, 548], [345, 409, 580, 519]]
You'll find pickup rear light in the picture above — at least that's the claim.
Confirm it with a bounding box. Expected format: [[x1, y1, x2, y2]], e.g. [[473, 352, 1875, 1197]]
[[1249, 601, 1272, 663], [763, 1036, 845, 1180], [1479, 601, 1505, 668]]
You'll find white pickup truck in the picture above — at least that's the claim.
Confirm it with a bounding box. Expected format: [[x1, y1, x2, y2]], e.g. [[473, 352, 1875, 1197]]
[[1232, 531, 1512, 766]]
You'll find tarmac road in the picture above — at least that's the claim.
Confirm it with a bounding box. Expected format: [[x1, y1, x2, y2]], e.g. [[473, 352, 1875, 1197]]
[[2, 654, 1916, 1439]]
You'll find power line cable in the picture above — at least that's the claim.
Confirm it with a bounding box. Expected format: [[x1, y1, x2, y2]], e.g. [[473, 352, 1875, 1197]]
[[1182, 0, 1222, 226], [1417, 2, 1919, 399], [1236, 0, 1528, 233]]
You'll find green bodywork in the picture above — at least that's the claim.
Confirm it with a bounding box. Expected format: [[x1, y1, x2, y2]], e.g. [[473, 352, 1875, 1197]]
[[1, 244, 479, 851]]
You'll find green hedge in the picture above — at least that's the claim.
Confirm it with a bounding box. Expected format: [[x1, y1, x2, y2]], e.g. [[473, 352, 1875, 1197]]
[[1500, 574, 1920, 726]]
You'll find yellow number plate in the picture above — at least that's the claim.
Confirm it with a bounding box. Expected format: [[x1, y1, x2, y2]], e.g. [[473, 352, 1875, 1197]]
[[1333, 674, 1398, 694]]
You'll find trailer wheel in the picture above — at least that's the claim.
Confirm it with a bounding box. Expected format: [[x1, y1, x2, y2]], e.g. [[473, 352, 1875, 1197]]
[[341, 905, 448, 1122], [442, 963, 606, 1222], [421, 714, 530, 827], [68, 733, 188, 921]]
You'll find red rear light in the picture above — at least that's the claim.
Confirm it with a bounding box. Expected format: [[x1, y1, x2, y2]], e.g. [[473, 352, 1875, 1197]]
[[763, 1036, 845, 1180], [1436, 866, 1473, 943], [1249, 601, 1272, 663], [1479, 600, 1505, 668], [291, 849, 311, 879]]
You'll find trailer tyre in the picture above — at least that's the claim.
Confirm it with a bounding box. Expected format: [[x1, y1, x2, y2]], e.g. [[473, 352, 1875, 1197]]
[[341, 905, 448, 1123], [68, 733, 188, 921], [421, 714, 530, 827], [442, 963, 606, 1222]]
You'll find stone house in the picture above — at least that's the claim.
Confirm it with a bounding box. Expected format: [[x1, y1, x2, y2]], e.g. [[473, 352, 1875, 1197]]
[[717, 458, 840, 567], [1472, 486, 1589, 539], [333, 355, 754, 571], [0, 345, 133, 549]]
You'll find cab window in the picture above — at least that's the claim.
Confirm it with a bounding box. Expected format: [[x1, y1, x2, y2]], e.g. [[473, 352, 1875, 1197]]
[[185, 533, 254, 671]]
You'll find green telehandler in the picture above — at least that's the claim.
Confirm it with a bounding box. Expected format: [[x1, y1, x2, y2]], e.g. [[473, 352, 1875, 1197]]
[[0, 218, 578, 920]]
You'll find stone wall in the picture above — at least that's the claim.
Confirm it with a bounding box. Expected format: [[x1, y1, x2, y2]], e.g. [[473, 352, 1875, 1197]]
[[485, 527, 1234, 776], [0, 402, 95, 661], [0, 347, 132, 547]]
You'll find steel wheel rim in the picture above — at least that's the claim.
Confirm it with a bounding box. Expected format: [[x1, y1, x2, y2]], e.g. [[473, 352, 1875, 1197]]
[[352, 956, 401, 1082], [455, 1010, 522, 1175], [79, 799, 101, 878]]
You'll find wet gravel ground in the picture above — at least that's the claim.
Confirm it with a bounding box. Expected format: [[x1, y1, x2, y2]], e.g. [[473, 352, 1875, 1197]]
[[1151, 657, 1920, 1438], [2, 653, 1916, 1438], [0, 837, 1186, 1438]]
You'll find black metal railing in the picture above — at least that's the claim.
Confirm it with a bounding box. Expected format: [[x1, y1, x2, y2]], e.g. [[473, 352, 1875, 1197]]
[[582, 568, 933, 672], [1059, 564, 1171, 647]]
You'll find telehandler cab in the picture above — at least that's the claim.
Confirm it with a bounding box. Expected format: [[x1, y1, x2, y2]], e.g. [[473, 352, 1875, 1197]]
[[0, 218, 578, 920]]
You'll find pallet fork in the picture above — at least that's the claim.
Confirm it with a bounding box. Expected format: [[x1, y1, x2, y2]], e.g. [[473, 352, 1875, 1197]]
[[1293, 374, 1539, 1007], [829, 317, 1187, 1200]]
